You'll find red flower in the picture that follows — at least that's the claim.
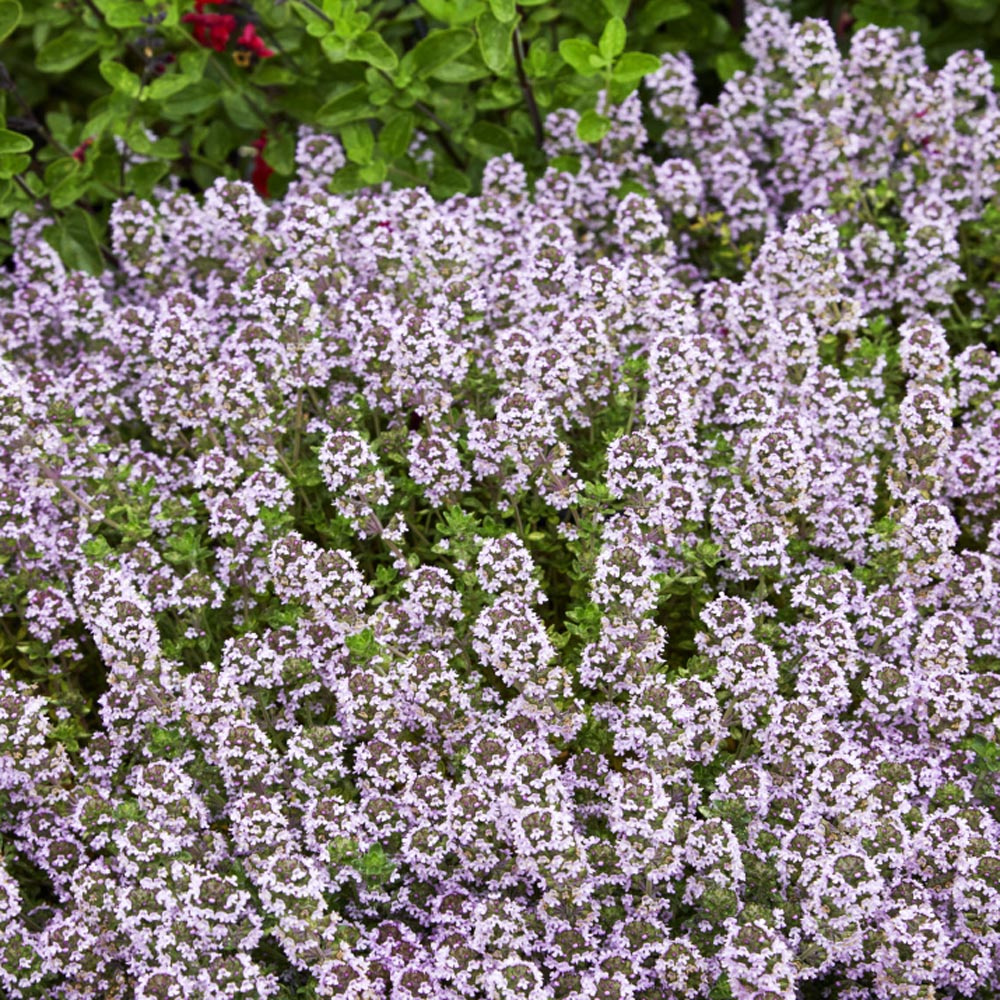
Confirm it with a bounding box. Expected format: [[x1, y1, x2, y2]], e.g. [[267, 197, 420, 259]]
[[71, 138, 94, 163], [251, 133, 273, 198], [182, 11, 236, 52], [236, 22, 274, 58]]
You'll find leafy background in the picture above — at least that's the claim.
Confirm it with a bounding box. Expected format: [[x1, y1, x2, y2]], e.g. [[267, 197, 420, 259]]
[[0, 0, 999, 273]]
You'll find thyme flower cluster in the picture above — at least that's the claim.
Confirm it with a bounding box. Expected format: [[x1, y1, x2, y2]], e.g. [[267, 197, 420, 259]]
[[1, 5, 999, 999]]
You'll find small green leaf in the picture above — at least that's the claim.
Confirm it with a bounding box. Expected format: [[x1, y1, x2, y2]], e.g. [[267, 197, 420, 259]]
[[36, 29, 100, 73], [611, 50, 661, 81], [378, 111, 415, 159], [315, 84, 371, 128], [466, 120, 514, 157], [359, 159, 387, 184], [715, 50, 752, 82], [407, 27, 475, 78], [0, 152, 30, 179], [102, 0, 145, 27], [0, 129, 32, 154], [0, 0, 21, 43], [144, 72, 194, 102], [266, 131, 296, 174], [598, 16, 626, 62], [161, 80, 220, 118], [477, 9, 514, 73], [558, 37, 603, 75], [576, 109, 611, 142], [222, 91, 265, 130], [127, 160, 170, 198], [488, 0, 516, 21], [347, 30, 398, 71], [45, 207, 104, 275], [99, 60, 142, 98], [601, 0, 628, 14], [340, 121, 374, 164]]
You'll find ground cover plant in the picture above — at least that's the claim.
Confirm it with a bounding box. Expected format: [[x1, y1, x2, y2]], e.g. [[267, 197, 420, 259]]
[[1, 3, 1000, 998]]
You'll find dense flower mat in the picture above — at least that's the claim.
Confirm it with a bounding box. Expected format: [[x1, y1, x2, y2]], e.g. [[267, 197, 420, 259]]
[[1, 7, 1000, 999]]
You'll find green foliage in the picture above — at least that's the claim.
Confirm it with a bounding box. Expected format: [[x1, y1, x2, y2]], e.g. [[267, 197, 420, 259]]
[[0, 0, 755, 270]]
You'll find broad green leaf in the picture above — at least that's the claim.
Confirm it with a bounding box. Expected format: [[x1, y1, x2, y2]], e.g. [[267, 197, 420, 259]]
[[330, 162, 363, 193], [347, 31, 399, 71], [559, 37, 604, 75], [252, 62, 297, 86], [378, 111, 415, 159], [223, 91, 265, 130], [102, 0, 145, 27], [611, 51, 661, 81], [100, 60, 142, 98], [477, 10, 514, 73], [419, 0, 484, 24], [488, 0, 516, 21], [315, 84, 371, 128], [340, 121, 375, 164], [601, 0, 628, 15], [359, 159, 387, 184], [466, 120, 515, 157], [145, 73, 195, 102], [0, 0, 21, 43], [36, 29, 100, 73], [265, 132, 296, 174], [50, 170, 89, 210], [432, 54, 492, 81], [125, 160, 170, 198], [598, 16, 626, 62], [715, 50, 752, 81], [430, 163, 472, 197], [161, 80, 221, 118], [44, 208, 104, 276], [0, 152, 30, 179], [407, 27, 475, 78], [0, 128, 32, 154], [576, 109, 611, 142]]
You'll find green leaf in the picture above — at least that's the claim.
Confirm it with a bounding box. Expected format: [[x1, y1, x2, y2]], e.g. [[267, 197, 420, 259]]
[[378, 111, 415, 159], [145, 72, 195, 102], [477, 10, 514, 73], [330, 162, 363, 193], [266, 131, 296, 174], [601, 0, 628, 14], [99, 60, 142, 98], [598, 16, 626, 62], [347, 30, 398, 71], [340, 121, 374, 164], [223, 91, 265, 129], [0, 152, 30, 179], [715, 50, 752, 81], [407, 27, 475, 78], [44, 207, 104, 276], [0, 0, 21, 43], [466, 120, 514, 158], [359, 159, 387, 184], [430, 163, 472, 197], [102, 0, 145, 27], [50, 168, 89, 209], [36, 29, 100, 73], [315, 84, 371, 128], [576, 109, 611, 142], [0, 129, 32, 154], [126, 160, 170, 198], [488, 0, 516, 21], [162, 80, 220, 118], [611, 50, 661, 81], [558, 37, 604, 75]]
